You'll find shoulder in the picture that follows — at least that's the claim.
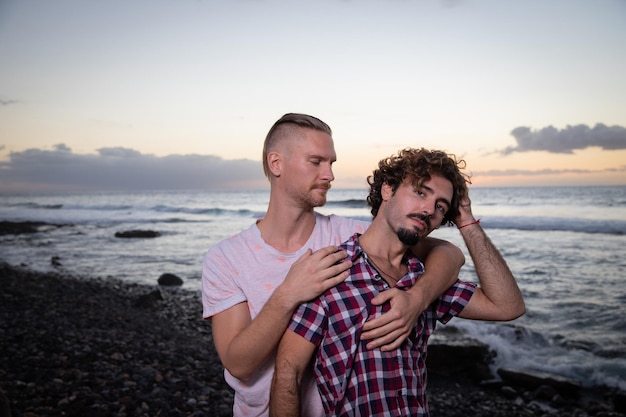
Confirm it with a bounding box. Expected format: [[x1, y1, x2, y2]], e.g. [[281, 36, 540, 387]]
[[316, 212, 369, 233], [204, 223, 260, 259], [310, 213, 369, 247], [441, 280, 477, 303]]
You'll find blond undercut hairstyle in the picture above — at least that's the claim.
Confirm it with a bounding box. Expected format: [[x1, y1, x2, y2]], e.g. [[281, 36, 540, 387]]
[[262, 113, 333, 179]]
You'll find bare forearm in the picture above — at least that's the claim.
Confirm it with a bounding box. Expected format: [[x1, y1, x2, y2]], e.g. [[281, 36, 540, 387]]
[[221, 289, 297, 381], [459, 222, 525, 319], [270, 332, 313, 417], [269, 366, 302, 417], [409, 238, 464, 309]]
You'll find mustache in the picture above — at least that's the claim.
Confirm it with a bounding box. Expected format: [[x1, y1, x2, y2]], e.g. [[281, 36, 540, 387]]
[[408, 213, 431, 228], [316, 183, 332, 190]]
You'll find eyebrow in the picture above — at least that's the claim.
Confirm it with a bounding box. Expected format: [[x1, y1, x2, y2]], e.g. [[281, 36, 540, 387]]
[[308, 153, 336, 163], [420, 183, 451, 209]]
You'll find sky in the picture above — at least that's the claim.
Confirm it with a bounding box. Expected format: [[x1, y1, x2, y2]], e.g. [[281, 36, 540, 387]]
[[1, 0, 625, 193]]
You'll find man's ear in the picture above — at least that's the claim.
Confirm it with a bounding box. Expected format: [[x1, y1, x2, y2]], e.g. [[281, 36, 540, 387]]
[[381, 182, 393, 201], [267, 151, 282, 177]]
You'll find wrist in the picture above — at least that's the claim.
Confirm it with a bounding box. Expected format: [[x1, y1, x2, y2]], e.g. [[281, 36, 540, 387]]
[[458, 218, 480, 229], [406, 284, 430, 311], [271, 283, 300, 311]]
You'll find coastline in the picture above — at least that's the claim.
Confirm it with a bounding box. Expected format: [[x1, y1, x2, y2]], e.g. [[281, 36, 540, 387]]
[[1, 262, 624, 417]]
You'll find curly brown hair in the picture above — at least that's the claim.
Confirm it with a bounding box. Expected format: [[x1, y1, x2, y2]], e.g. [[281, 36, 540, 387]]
[[366, 148, 471, 226]]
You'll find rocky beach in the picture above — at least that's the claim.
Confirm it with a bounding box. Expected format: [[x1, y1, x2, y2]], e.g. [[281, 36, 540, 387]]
[[1, 222, 625, 417]]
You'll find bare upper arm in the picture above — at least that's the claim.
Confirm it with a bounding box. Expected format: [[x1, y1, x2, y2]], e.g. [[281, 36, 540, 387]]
[[275, 330, 317, 377], [457, 288, 503, 321], [210, 302, 252, 364], [413, 236, 465, 266]]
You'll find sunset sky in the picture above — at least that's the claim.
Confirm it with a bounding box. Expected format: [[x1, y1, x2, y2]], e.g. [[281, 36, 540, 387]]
[[1, 0, 625, 192]]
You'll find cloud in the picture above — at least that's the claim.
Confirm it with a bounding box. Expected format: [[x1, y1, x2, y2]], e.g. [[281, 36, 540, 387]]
[[0, 98, 19, 106], [0, 144, 267, 191], [500, 123, 626, 155]]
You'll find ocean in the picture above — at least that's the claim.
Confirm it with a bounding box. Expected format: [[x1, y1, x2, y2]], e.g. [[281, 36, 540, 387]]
[[1, 186, 625, 392]]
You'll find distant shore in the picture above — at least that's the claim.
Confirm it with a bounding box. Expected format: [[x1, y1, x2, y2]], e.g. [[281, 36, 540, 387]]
[[1, 261, 624, 417]]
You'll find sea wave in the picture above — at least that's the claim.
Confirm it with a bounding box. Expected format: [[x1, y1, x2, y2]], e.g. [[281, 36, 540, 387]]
[[346, 215, 625, 235], [483, 216, 625, 235], [8, 202, 64, 210], [4, 198, 625, 235], [447, 320, 626, 391], [151, 205, 255, 216], [12, 202, 134, 211], [5, 200, 258, 217], [326, 199, 369, 208]]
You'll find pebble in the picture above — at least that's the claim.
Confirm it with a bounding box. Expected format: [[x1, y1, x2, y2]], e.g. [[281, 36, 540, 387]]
[[1, 262, 624, 417]]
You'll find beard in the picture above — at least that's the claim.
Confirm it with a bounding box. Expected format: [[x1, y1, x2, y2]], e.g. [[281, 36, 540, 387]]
[[397, 214, 430, 246], [294, 186, 329, 209], [397, 227, 420, 246]]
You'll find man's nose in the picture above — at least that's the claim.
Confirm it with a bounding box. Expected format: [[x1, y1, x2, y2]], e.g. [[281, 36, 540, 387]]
[[322, 163, 335, 181], [421, 199, 436, 216]]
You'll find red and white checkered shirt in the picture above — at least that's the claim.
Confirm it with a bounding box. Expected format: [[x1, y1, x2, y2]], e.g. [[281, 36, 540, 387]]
[[288, 233, 476, 417]]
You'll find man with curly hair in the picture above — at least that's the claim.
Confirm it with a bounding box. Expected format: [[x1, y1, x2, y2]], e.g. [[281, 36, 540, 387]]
[[270, 148, 525, 417]]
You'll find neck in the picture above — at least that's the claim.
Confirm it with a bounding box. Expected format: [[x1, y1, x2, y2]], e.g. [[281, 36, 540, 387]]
[[358, 223, 408, 267], [359, 230, 409, 286], [366, 254, 406, 286], [257, 198, 317, 253]]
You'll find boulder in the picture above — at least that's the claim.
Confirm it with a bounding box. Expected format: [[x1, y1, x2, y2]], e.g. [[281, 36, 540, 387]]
[[427, 326, 495, 381], [0, 387, 11, 417], [0, 221, 65, 235], [497, 367, 582, 395], [114, 230, 161, 238], [614, 391, 626, 413], [134, 289, 164, 308], [158, 273, 183, 287]]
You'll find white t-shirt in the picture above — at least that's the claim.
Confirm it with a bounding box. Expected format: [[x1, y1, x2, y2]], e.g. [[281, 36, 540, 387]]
[[202, 212, 369, 417]]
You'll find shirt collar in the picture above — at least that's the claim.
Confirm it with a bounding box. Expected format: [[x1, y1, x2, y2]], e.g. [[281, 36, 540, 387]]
[[342, 233, 425, 286]]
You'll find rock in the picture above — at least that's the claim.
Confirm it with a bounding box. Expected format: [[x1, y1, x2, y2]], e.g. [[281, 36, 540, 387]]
[[158, 273, 183, 286], [0, 388, 12, 417], [114, 230, 161, 238], [134, 289, 164, 308], [0, 221, 66, 235], [498, 367, 582, 395], [552, 393, 568, 406], [534, 384, 558, 401], [427, 326, 495, 381], [614, 391, 626, 413], [501, 385, 519, 399]]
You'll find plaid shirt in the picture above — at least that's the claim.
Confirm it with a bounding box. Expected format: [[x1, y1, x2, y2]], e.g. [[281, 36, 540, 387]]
[[288, 233, 476, 417]]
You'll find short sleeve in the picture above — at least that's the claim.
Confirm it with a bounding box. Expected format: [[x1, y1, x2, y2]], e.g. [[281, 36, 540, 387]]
[[201, 244, 247, 319], [288, 300, 327, 347], [435, 280, 476, 324]]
